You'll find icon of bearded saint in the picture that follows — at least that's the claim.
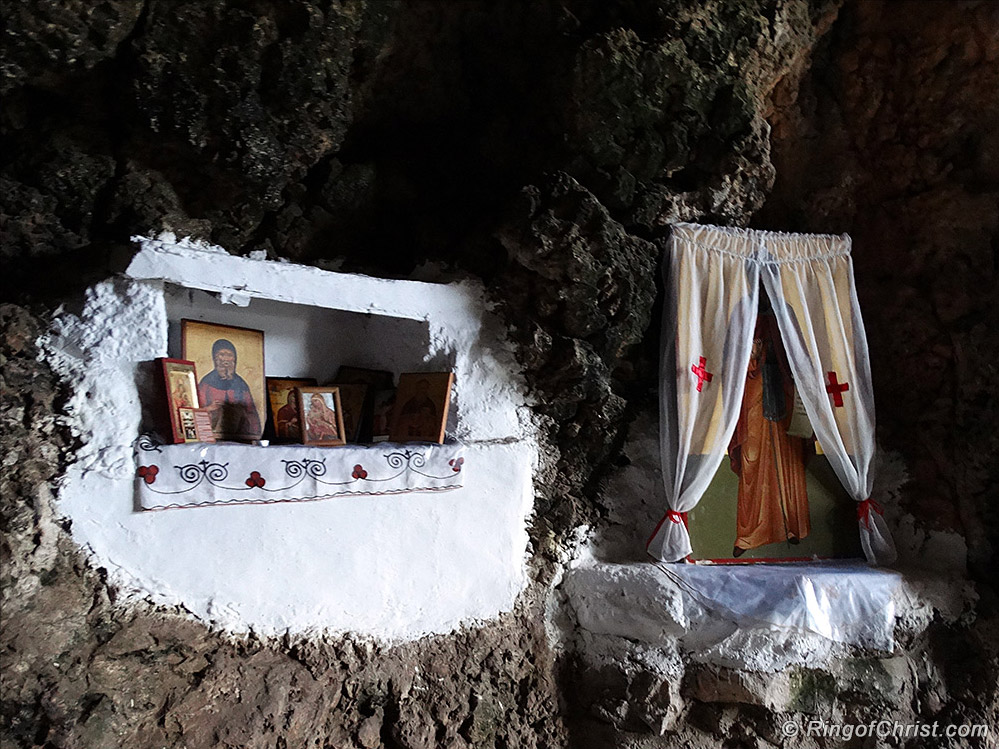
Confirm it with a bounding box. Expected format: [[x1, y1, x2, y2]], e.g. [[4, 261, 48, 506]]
[[728, 310, 810, 557], [197, 338, 261, 440]]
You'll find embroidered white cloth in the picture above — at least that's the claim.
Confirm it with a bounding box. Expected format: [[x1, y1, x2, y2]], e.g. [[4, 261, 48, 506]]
[[647, 223, 895, 566], [134, 436, 466, 511]]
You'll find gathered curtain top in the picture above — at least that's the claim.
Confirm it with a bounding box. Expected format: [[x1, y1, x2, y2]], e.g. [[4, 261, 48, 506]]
[[671, 222, 851, 263]]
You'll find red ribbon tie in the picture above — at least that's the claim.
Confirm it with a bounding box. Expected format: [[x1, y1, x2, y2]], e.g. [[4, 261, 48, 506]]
[[857, 498, 884, 530], [646, 509, 689, 549]]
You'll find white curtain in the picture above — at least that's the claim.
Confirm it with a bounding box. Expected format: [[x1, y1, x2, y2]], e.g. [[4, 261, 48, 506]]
[[647, 223, 896, 566], [647, 224, 759, 562], [761, 236, 895, 565]]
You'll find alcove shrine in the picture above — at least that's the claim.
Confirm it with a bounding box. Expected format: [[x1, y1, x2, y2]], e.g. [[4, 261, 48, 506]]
[[558, 223, 968, 692], [44, 234, 539, 639], [647, 223, 894, 566]]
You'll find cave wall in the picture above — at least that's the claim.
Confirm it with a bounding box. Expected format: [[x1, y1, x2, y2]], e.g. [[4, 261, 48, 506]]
[[2, 0, 998, 747], [757, 0, 999, 584]]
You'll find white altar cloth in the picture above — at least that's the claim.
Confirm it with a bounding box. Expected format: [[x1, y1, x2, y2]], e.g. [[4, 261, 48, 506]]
[[135, 437, 466, 511]]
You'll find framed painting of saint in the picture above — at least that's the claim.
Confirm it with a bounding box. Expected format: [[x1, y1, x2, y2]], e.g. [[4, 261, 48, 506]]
[[333, 383, 368, 443], [334, 366, 394, 442], [389, 372, 453, 444], [177, 407, 216, 444], [181, 320, 265, 442], [266, 377, 316, 441], [298, 387, 346, 446], [686, 310, 861, 562], [160, 358, 199, 444], [370, 388, 396, 443]]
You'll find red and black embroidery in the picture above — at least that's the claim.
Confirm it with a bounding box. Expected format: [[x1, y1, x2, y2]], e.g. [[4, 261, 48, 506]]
[[245, 471, 266, 488], [137, 445, 466, 504], [136, 465, 159, 484]]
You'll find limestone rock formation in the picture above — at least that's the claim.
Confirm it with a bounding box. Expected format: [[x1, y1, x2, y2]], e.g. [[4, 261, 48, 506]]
[[2, 0, 997, 747]]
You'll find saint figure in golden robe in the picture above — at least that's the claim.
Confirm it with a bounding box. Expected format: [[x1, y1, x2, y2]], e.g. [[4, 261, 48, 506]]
[[728, 309, 810, 556]]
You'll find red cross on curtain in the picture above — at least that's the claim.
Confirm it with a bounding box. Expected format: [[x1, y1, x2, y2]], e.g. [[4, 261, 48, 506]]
[[691, 356, 713, 392], [826, 371, 849, 407]]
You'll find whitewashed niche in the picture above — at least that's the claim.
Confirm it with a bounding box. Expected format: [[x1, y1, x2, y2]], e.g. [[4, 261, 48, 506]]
[[45, 234, 538, 641]]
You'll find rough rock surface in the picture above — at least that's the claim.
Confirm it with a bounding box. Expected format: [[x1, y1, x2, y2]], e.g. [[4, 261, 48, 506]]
[[758, 0, 999, 585], [494, 173, 661, 561], [0, 0, 144, 92], [557, 559, 998, 748], [483, 0, 842, 573], [560, 612, 999, 749], [3, 0, 998, 747]]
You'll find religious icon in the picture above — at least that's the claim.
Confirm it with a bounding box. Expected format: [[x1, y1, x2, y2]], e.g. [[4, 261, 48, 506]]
[[334, 366, 394, 442], [370, 388, 396, 443], [178, 406, 198, 441], [298, 387, 346, 446], [684, 301, 862, 562], [389, 373, 453, 444], [177, 407, 216, 443], [160, 358, 199, 444], [181, 320, 265, 442], [333, 383, 368, 442], [728, 309, 809, 557], [266, 377, 317, 441]]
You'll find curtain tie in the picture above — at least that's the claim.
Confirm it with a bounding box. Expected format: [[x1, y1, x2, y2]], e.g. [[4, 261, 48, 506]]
[[857, 498, 884, 530], [646, 509, 688, 550]]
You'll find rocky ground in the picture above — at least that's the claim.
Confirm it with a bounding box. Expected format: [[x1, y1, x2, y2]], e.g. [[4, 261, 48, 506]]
[[2, 1, 997, 747]]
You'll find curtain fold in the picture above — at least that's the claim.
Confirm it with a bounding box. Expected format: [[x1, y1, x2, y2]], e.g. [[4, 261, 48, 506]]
[[760, 238, 896, 565], [647, 224, 759, 562], [648, 223, 895, 566]]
